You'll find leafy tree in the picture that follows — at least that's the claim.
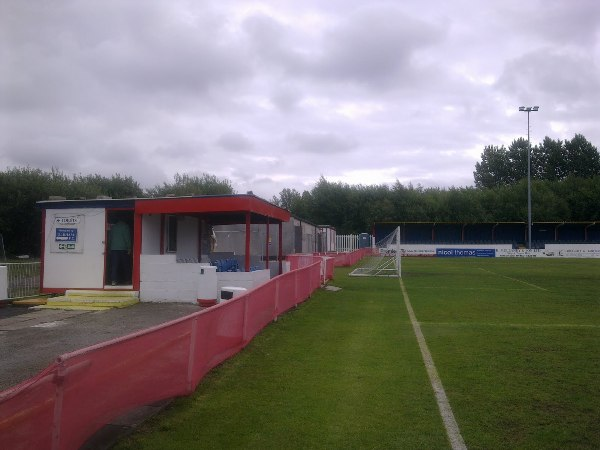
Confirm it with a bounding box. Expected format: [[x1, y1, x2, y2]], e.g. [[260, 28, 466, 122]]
[[146, 173, 234, 197], [473, 145, 511, 188], [72, 173, 143, 199], [474, 134, 600, 187], [506, 138, 529, 182], [537, 137, 566, 181], [272, 188, 302, 211], [0, 167, 144, 256], [0, 167, 79, 256], [563, 134, 600, 178]]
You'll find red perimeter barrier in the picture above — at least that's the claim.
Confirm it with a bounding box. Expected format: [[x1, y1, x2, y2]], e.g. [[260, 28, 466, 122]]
[[0, 250, 364, 450], [314, 248, 372, 267]]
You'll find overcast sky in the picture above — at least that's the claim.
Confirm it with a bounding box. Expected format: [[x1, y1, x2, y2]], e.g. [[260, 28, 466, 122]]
[[2, 1, 599, 199]]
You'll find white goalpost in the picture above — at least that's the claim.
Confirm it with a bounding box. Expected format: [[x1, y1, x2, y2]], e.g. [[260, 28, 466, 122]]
[[349, 227, 401, 277]]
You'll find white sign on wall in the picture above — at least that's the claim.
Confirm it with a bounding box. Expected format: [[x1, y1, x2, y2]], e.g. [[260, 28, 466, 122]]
[[51, 214, 85, 253]]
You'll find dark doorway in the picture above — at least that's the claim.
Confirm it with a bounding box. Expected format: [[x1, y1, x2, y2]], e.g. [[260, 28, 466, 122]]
[[105, 210, 134, 286]]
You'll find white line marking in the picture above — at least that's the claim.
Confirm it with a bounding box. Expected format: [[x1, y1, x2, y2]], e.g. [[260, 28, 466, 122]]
[[477, 268, 548, 291], [411, 286, 537, 291], [423, 321, 600, 329], [400, 278, 467, 450]]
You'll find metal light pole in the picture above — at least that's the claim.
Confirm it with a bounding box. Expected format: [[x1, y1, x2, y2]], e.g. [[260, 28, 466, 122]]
[[519, 105, 539, 249]]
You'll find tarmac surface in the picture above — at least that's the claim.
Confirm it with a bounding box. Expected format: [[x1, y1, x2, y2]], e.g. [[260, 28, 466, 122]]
[[0, 302, 202, 449]]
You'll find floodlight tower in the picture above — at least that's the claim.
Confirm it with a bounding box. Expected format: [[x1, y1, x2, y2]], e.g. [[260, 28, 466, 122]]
[[519, 105, 539, 250]]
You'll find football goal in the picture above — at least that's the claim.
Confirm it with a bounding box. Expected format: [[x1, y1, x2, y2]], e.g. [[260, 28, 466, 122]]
[[349, 227, 401, 277]]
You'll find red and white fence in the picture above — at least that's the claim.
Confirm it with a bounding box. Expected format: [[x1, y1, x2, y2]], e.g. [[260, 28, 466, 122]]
[[0, 250, 366, 450]]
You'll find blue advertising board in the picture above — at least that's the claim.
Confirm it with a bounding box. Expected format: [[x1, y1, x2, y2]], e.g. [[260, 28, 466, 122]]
[[436, 248, 495, 258], [55, 228, 78, 242]]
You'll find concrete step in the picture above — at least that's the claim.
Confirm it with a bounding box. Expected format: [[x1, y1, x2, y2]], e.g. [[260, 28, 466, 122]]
[[41, 290, 139, 310], [65, 290, 139, 299]]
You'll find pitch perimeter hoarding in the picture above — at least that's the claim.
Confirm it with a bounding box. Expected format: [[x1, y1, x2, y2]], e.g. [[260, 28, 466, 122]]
[[436, 248, 495, 258]]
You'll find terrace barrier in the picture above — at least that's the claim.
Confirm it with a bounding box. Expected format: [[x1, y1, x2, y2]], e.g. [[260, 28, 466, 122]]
[[0, 250, 366, 450]]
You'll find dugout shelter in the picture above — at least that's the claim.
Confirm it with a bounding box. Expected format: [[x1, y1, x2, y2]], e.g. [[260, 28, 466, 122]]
[[36, 194, 290, 302]]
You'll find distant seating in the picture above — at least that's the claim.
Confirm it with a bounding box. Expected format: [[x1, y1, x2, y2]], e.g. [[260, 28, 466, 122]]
[[211, 258, 240, 272]]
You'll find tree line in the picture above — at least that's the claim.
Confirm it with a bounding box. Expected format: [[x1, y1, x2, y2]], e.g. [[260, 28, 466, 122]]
[[473, 134, 600, 188], [0, 168, 233, 257], [272, 133, 600, 233], [1, 133, 599, 256], [271, 175, 600, 234]]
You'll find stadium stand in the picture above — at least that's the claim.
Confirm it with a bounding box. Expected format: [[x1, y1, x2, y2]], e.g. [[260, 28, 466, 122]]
[[374, 222, 600, 248]]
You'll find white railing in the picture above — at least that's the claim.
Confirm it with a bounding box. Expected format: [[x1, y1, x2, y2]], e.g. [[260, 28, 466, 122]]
[[336, 234, 374, 252], [2, 262, 41, 299]]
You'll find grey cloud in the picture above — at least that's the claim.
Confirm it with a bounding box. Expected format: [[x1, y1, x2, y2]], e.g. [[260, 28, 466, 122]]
[[242, 5, 445, 90], [2, 0, 251, 116], [216, 132, 254, 152], [287, 131, 357, 154], [316, 5, 445, 88], [242, 13, 308, 75], [270, 84, 303, 112], [496, 48, 600, 103], [2, 0, 600, 201], [512, 0, 600, 47]]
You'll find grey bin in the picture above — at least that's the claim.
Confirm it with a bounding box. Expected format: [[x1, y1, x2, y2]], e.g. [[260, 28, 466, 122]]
[[219, 286, 247, 302], [358, 233, 371, 248]]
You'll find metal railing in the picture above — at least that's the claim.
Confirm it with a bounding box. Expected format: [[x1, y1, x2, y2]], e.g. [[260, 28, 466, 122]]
[[2, 262, 41, 298]]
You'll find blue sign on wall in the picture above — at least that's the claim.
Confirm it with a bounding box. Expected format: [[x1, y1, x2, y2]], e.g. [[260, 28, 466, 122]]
[[436, 248, 495, 258], [55, 228, 78, 242]]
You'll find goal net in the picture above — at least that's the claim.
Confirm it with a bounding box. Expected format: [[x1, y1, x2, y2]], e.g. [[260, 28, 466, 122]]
[[349, 227, 401, 277]]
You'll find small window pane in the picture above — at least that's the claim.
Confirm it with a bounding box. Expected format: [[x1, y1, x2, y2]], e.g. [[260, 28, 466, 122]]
[[166, 215, 177, 252]]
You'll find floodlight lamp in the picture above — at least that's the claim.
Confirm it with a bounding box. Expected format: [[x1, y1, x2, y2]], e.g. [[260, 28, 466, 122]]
[[532, 106, 539, 111], [519, 106, 526, 111]]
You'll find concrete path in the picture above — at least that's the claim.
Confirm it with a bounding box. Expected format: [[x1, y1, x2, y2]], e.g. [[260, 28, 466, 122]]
[[0, 302, 201, 392]]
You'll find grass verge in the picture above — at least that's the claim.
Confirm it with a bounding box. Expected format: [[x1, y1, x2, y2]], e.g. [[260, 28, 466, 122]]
[[115, 268, 449, 449]]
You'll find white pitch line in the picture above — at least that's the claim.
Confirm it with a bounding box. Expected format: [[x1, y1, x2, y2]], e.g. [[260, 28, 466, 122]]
[[411, 286, 537, 291], [422, 321, 600, 329], [400, 278, 467, 450], [477, 267, 548, 291]]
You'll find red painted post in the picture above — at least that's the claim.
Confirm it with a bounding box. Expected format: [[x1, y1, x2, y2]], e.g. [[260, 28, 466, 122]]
[[132, 212, 142, 290], [278, 222, 283, 275], [265, 218, 270, 270], [245, 212, 251, 272]]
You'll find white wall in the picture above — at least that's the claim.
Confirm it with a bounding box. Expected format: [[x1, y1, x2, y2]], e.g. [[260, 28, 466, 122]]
[[544, 243, 600, 258], [497, 244, 600, 258], [140, 254, 202, 303], [43, 208, 106, 289], [139, 254, 271, 303]]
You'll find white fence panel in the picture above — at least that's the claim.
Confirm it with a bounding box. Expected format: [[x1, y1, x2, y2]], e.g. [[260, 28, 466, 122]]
[[336, 234, 374, 252], [3, 262, 41, 298]]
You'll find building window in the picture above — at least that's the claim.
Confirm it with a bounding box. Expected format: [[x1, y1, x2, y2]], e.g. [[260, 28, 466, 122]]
[[166, 215, 177, 252]]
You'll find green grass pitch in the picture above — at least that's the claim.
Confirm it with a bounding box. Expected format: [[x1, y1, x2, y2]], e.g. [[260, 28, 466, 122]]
[[115, 257, 600, 449]]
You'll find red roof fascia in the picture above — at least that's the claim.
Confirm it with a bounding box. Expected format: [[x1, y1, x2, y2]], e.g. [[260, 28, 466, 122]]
[[134, 195, 290, 222]]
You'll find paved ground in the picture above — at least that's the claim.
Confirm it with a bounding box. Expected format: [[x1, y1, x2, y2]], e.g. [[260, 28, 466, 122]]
[[0, 302, 201, 391], [1, 302, 202, 449]]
